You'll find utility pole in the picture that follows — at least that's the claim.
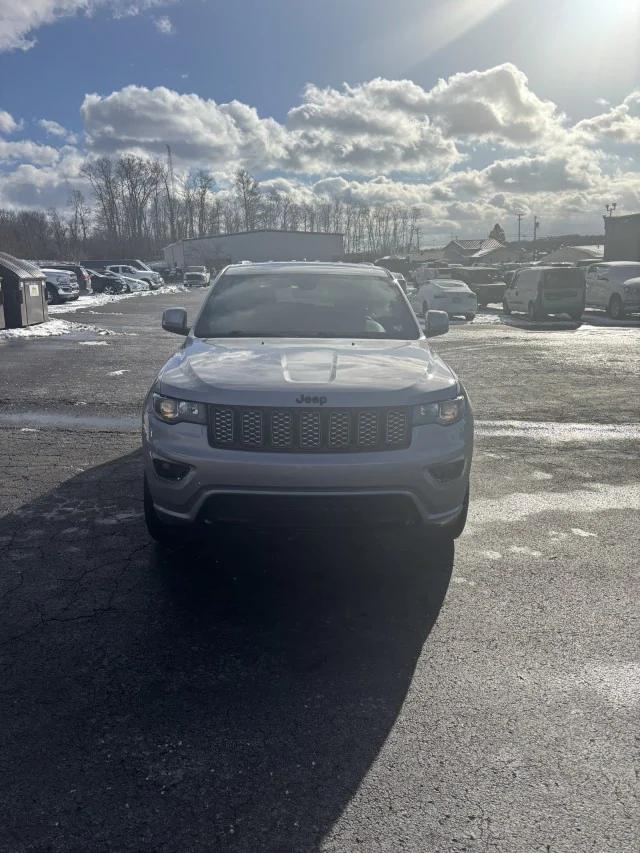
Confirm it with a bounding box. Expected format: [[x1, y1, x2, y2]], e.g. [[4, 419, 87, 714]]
[[532, 215, 540, 261], [605, 202, 617, 217], [516, 213, 524, 245]]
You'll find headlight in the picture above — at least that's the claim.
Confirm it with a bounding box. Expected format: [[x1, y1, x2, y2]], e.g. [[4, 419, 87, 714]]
[[152, 393, 207, 425], [413, 395, 465, 426]]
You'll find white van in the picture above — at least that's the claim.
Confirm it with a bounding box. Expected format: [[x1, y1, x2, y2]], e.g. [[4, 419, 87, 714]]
[[503, 266, 585, 321], [584, 261, 640, 319]]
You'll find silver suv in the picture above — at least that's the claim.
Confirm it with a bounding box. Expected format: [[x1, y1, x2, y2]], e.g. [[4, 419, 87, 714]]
[[143, 262, 473, 544]]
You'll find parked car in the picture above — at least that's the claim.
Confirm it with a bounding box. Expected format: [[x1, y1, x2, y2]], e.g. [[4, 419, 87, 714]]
[[584, 261, 640, 319], [184, 266, 211, 287], [86, 269, 127, 294], [105, 264, 162, 289], [503, 266, 585, 320], [454, 267, 507, 307], [84, 258, 161, 275], [142, 261, 473, 546], [40, 268, 80, 304], [118, 274, 149, 293], [40, 262, 92, 292], [409, 278, 477, 320]]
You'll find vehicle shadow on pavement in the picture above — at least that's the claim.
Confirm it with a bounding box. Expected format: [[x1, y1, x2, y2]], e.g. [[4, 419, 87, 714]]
[[0, 449, 453, 852], [500, 315, 583, 331]]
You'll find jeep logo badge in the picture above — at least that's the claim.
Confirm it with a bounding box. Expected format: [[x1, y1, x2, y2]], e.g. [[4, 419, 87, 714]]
[[296, 394, 327, 405]]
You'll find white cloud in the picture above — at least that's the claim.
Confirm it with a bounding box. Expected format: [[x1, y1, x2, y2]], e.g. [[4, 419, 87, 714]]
[[38, 118, 78, 143], [77, 65, 571, 179], [424, 64, 563, 144], [0, 109, 23, 134], [0, 138, 60, 165], [3, 63, 640, 241], [285, 79, 460, 175], [575, 92, 640, 145], [0, 148, 87, 208], [0, 1, 173, 52], [81, 85, 290, 170], [153, 14, 173, 34]]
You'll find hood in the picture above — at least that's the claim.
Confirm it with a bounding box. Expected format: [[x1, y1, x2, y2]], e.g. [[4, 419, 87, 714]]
[[158, 338, 458, 406]]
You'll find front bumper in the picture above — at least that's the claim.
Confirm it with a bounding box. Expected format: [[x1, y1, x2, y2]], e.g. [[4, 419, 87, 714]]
[[58, 288, 80, 301], [142, 408, 474, 527]]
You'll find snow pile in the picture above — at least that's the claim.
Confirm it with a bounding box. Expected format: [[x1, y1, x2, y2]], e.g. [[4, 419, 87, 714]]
[[48, 284, 189, 315], [0, 319, 117, 340]]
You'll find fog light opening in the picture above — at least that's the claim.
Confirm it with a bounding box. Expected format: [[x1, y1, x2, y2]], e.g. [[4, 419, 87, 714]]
[[153, 458, 191, 481], [428, 459, 465, 483]]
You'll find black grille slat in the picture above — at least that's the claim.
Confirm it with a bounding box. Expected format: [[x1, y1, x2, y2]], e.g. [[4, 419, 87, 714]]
[[208, 405, 411, 453], [328, 411, 351, 447]]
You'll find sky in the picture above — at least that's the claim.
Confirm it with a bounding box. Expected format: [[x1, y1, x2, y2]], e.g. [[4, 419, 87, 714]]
[[0, 0, 639, 243]]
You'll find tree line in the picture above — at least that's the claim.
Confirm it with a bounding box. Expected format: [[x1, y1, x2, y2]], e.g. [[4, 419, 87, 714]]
[[0, 154, 423, 262]]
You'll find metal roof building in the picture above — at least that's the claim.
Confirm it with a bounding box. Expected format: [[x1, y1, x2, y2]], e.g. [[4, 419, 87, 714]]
[[604, 213, 640, 261], [164, 230, 345, 270]]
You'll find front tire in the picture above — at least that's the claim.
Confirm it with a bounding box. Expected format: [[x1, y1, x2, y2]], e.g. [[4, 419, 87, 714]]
[[608, 294, 625, 320], [46, 286, 57, 305], [103, 284, 116, 295], [144, 476, 183, 547], [465, 313, 475, 321]]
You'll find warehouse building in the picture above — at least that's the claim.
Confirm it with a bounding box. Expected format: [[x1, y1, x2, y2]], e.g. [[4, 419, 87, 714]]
[[604, 213, 640, 261], [163, 230, 345, 270], [543, 244, 604, 264]]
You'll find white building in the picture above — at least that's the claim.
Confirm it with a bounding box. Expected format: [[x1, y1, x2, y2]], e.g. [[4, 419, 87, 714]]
[[164, 230, 345, 269], [543, 245, 604, 264]]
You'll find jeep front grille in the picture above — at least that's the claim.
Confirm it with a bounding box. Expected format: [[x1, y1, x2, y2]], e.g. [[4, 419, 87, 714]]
[[207, 405, 411, 453]]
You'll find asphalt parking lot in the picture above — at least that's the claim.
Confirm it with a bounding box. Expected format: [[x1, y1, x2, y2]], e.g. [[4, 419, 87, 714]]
[[0, 291, 638, 853]]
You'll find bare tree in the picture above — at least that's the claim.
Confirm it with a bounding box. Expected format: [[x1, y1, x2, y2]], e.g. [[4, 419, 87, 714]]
[[234, 169, 261, 231]]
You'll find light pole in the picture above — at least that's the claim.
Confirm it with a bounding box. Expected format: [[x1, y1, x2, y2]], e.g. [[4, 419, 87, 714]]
[[533, 215, 540, 260]]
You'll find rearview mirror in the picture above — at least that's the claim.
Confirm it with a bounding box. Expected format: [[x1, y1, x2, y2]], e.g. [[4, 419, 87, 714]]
[[162, 307, 189, 335], [425, 309, 449, 338]]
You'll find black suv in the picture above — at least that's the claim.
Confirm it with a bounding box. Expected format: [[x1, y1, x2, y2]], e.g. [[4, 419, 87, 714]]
[[86, 270, 127, 294]]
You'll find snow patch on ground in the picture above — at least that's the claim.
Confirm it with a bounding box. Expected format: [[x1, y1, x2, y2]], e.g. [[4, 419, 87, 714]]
[[48, 285, 188, 315], [0, 319, 116, 340]]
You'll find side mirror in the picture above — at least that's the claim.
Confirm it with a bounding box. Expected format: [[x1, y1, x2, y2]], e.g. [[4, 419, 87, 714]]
[[425, 309, 449, 338], [162, 307, 189, 336]]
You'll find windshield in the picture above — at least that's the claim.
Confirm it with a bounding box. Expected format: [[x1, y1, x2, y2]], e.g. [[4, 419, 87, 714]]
[[194, 271, 419, 339]]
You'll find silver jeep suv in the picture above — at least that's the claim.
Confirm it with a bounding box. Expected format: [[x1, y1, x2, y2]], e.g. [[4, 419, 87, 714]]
[[143, 262, 473, 543]]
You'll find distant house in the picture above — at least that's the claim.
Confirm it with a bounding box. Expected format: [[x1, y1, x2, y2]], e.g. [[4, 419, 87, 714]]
[[443, 238, 521, 265], [544, 244, 604, 264], [604, 213, 640, 261]]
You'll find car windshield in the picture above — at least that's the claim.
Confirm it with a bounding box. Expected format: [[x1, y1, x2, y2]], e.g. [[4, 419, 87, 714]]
[[194, 271, 419, 339]]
